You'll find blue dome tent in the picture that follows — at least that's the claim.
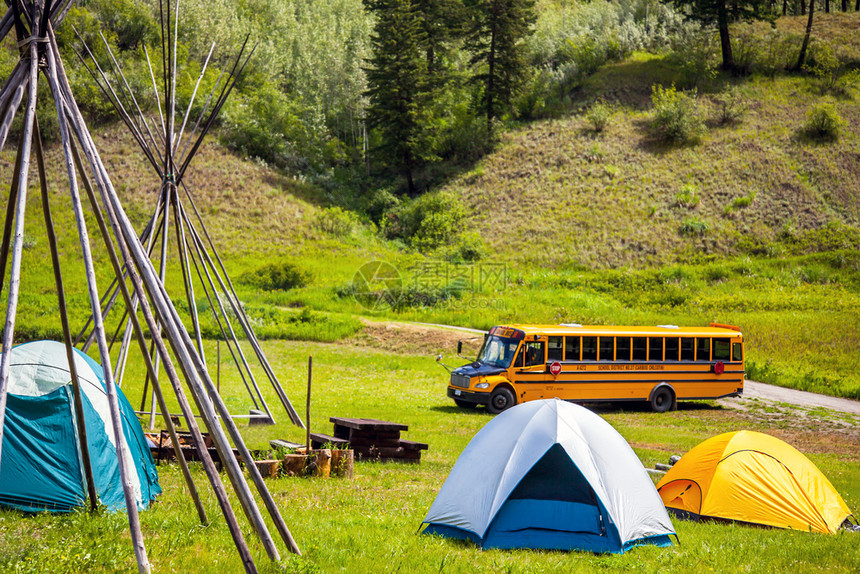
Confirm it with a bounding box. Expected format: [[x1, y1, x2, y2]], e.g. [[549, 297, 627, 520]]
[[0, 341, 160, 512], [421, 399, 675, 553]]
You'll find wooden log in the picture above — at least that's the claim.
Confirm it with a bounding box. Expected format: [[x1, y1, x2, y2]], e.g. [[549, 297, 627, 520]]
[[254, 460, 280, 479], [311, 449, 331, 478], [331, 449, 354, 479], [281, 454, 309, 477]]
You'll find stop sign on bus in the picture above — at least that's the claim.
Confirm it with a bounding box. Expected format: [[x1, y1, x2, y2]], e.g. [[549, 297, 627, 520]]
[[550, 361, 562, 376]]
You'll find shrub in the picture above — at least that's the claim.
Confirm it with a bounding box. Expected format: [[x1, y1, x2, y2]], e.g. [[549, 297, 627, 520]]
[[315, 206, 361, 236], [679, 217, 708, 236], [239, 261, 311, 291], [382, 191, 465, 252], [650, 84, 705, 144], [585, 101, 612, 132], [670, 30, 719, 90], [713, 87, 747, 125], [725, 190, 756, 214], [675, 183, 699, 209], [802, 101, 844, 141]]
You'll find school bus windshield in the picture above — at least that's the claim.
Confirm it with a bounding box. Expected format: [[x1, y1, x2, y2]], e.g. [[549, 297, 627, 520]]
[[477, 335, 520, 368]]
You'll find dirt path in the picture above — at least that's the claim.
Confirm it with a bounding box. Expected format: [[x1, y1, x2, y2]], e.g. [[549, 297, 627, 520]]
[[721, 380, 860, 416]]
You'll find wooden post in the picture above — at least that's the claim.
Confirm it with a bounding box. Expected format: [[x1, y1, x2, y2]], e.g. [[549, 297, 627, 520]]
[[306, 356, 312, 453], [217, 338, 221, 393]]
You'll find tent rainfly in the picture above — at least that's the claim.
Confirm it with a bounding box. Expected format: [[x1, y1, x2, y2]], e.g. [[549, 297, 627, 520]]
[[656, 430, 854, 534], [0, 341, 160, 512], [421, 399, 676, 553]]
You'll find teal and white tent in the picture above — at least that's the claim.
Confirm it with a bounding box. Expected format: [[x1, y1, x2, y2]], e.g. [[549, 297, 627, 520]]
[[0, 341, 160, 512]]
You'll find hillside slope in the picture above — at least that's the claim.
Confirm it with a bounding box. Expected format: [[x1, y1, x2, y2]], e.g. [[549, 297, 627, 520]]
[[444, 18, 860, 268]]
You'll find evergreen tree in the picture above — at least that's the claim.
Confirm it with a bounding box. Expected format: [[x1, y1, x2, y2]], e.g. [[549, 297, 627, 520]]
[[464, 0, 536, 133], [668, 0, 774, 71], [364, 0, 434, 195], [414, 0, 467, 76]]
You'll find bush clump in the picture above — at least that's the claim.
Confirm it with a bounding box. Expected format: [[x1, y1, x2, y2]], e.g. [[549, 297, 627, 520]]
[[239, 261, 311, 291], [713, 87, 747, 125], [650, 84, 705, 144], [802, 101, 844, 141], [585, 101, 612, 132], [382, 192, 464, 252]]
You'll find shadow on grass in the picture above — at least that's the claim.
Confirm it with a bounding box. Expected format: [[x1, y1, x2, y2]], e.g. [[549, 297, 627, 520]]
[[430, 401, 725, 418]]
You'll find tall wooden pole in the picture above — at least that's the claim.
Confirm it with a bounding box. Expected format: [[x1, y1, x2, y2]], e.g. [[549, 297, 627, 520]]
[[44, 40, 150, 574], [34, 116, 98, 511], [306, 356, 312, 453], [0, 39, 38, 468]]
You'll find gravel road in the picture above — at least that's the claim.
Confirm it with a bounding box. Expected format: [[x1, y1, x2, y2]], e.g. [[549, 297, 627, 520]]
[[720, 380, 860, 416]]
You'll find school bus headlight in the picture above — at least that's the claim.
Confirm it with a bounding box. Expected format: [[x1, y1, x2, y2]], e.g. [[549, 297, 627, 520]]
[[475, 382, 490, 389]]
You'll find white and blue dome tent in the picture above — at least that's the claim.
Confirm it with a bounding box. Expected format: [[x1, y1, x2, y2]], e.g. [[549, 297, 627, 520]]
[[0, 341, 160, 512], [421, 399, 676, 553]]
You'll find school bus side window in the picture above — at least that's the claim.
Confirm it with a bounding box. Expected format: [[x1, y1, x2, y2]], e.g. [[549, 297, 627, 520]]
[[713, 338, 731, 361], [582, 337, 597, 361], [548, 337, 563, 361], [648, 337, 663, 361], [514, 345, 524, 368], [524, 342, 545, 367], [632, 337, 647, 361], [732, 342, 743, 361], [599, 337, 614, 361], [616, 337, 631, 361], [665, 337, 679, 361], [696, 338, 710, 361], [681, 338, 695, 361], [565, 336, 580, 361]]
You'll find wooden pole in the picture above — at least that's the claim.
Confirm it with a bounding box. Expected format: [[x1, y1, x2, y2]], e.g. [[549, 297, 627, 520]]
[[34, 115, 98, 512], [55, 38, 280, 566], [217, 338, 221, 393], [306, 356, 312, 453], [70, 135, 208, 527], [56, 66, 259, 574], [44, 41, 151, 574], [0, 130, 24, 297], [0, 40, 39, 468]]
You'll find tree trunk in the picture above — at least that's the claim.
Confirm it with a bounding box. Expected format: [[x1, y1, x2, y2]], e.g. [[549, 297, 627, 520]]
[[783, 0, 788, 14], [487, 21, 496, 131], [801, 0, 806, 15], [403, 148, 416, 196], [796, 0, 815, 70], [842, 0, 847, 11], [717, 0, 734, 71], [824, 0, 829, 12]]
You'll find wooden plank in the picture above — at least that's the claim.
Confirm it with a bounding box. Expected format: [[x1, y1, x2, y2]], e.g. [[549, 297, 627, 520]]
[[309, 432, 349, 449], [398, 439, 429, 451], [329, 417, 408, 432]]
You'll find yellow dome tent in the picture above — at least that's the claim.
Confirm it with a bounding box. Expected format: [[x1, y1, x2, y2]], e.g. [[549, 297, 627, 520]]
[[656, 431, 853, 534]]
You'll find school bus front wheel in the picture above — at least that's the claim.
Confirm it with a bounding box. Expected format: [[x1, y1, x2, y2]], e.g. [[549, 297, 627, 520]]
[[487, 387, 516, 414]]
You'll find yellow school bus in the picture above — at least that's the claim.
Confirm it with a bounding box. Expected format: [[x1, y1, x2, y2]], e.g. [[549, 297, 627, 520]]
[[447, 323, 744, 413]]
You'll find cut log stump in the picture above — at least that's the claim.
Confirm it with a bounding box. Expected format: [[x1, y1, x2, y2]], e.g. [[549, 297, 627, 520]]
[[331, 449, 354, 479], [281, 454, 310, 477], [311, 449, 332, 478], [254, 459, 280, 478]]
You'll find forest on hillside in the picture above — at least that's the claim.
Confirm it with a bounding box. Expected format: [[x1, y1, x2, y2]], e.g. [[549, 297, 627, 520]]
[[3, 0, 858, 259]]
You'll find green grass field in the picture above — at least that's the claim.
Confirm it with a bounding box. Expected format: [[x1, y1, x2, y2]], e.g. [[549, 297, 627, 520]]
[[1, 339, 858, 573]]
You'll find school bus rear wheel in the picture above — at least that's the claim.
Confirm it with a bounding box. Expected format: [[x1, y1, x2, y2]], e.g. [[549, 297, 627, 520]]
[[487, 387, 516, 414], [649, 385, 675, 413]]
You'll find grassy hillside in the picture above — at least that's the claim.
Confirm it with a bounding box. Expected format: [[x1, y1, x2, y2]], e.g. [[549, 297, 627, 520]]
[[1, 14, 859, 401]]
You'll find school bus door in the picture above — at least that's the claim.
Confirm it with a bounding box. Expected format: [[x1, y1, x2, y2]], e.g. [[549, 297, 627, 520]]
[[515, 338, 551, 402]]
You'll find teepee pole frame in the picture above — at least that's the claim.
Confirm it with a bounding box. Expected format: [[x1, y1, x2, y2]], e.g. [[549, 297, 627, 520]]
[[33, 115, 98, 512]]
